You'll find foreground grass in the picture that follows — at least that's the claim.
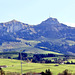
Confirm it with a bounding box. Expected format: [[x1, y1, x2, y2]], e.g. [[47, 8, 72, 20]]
[[0, 59, 75, 75]]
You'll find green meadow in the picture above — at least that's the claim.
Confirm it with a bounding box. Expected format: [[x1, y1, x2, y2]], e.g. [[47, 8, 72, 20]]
[[0, 59, 75, 75]]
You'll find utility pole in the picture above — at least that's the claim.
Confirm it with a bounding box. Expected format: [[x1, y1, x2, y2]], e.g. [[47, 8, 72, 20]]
[[20, 50, 22, 75], [21, 61, 22, 75]]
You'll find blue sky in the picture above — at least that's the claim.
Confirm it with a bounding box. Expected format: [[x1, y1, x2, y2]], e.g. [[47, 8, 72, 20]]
[[0, 0, 75, 27]]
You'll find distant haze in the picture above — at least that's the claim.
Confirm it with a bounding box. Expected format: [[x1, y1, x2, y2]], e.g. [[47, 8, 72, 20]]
[[0, 0, 75, 27], [64, 23, 75, 27]]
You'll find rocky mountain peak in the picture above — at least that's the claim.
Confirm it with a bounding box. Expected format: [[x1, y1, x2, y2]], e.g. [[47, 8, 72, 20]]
[[11, 19, 18, 22], [42, 17, 59, 24], [9, 19, 20, 24]]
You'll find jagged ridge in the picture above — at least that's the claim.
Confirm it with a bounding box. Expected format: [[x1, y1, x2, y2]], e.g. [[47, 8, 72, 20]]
[[0, 17, 75, 55]]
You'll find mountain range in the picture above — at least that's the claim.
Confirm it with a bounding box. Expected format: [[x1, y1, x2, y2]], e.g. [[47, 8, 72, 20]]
[[0, 17, 75, 55]]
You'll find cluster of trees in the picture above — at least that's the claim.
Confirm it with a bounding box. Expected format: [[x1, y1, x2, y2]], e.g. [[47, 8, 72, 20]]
[[58, 69, 72, 75], [18, 53, 75, 64], [1, 52, 74, 64], [31, 54, 72, 64], [0, 52, 19, 59], [32, 54, 56, 63], [41, 69, 73, 75], [1, 52, 73, 64], [18, 53, 27, 60], [33, 54, 56, 58], [66, 61, 75, 64], [41, 69, 52, 75], [18, 53, 56, 62]]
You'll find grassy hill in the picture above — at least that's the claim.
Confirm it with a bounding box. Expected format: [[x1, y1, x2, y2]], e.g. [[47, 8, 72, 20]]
[[0, 37, 75, 55], [0, 38, 62, 55]]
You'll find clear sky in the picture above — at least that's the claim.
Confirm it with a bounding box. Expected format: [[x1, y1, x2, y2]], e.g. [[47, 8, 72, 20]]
[[0, 0, 75, 27]]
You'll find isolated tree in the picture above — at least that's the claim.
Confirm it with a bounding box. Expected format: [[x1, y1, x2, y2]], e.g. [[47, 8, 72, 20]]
[[41, 72, 45, 75], [63, 69, 68, 75], [45, 69, 52, 75], [41, 69, 52, 75]]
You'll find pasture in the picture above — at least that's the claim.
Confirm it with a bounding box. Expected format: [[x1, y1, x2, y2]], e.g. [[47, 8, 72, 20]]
[[0, 59, 75, 75]]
